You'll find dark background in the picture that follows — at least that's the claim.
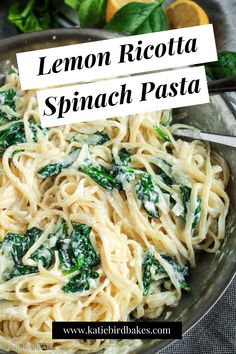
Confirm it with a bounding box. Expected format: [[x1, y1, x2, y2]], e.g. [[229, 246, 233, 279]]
[[0, 1, 235, 353]]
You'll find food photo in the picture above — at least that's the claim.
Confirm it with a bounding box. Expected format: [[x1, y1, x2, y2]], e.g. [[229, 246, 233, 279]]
[[0, 1, 235, 354]]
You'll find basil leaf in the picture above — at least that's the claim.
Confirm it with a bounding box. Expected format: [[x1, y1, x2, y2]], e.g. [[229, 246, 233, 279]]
[[105, 1, 169, 35], [206, 51, 236, 80], [79, 0, 107, 28], [8, 0, 58, 33], [65, 0, 81, 11]]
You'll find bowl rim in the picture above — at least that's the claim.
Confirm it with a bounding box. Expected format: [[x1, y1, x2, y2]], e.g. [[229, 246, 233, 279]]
[[0, 27, 235, 354]]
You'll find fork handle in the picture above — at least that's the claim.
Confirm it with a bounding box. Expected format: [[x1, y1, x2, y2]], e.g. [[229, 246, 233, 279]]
[[208, 76, 236, 94]]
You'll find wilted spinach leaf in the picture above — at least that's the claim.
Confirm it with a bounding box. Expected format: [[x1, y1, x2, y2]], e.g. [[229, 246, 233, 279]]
[[0, 90, 17, 122], [136, 173, 159, 218], [142, 252, 189, 295], [58, 223, 100, 273], [62, 269, 99, 293], [142, 252, 164, 296], [71, 223, 100, 269], [30, 245, 55, 268], [118, 148, 131, 165], [180, 185, 191, 219], [0, 121, 26, 155], [38, 147, 80, 179], [192, 196, 201, 230], [38, 162, 71, 179], [162, 255, 189, 291], [29, 120, 47, 142], [157, 170, 172, 186], [0, 227, 43, 280], [180, 186, 201, 230], [72, 130, 109, 145], [81, 164, 120, 190], [10, 264, 38, 278]]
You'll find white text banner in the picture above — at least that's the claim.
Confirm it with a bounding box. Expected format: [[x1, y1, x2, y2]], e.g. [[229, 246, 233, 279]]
[[18, 25, 217, 90], [37, 66, 209, 128]]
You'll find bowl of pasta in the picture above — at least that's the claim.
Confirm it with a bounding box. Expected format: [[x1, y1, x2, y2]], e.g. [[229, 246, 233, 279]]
[[0, 29, 235, 354]]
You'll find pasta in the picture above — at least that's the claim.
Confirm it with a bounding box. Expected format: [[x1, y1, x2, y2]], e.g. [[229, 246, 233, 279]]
[[0, 69, 230, 354]]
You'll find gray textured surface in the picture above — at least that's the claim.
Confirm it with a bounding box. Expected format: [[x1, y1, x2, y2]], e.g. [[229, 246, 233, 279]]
[[0, 1, 235, 354], [161, 278, 236, 354]]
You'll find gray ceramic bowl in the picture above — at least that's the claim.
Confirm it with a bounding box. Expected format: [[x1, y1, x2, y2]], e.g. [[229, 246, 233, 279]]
[[0, 29, 235, 354]]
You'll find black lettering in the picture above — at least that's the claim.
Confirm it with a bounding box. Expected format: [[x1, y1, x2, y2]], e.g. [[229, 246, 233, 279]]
[[84, 54, 96, 68], [72, 91, 80, 111], [119, 44, 134, 63], [177, 36, 185, 54], [155, 84, 168, 99], [169, 82, 179, 97], [80, 95, 94, 110], [140, 82, 155, 101], [168, 38, 176, 56], [135, 40, 143, 61], [64, 56, 83, 71], [38, 56, 51, 76], [97, 51, 111, 66], [52, 58, 63, 73], [95, 93, 107, 108], [188, 79, 200, 94], [155, 43, 166, 58], [57, 96, 71, 118], [108, 91, 119, 106], [185, 38, 197, 53], [180, 77, 188, 95], [43, 96, 56, 115], [143, 45, 154, 59], [120, 84, 132, 104]]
